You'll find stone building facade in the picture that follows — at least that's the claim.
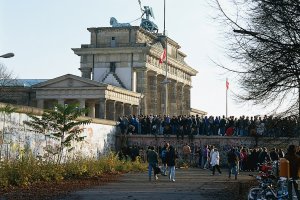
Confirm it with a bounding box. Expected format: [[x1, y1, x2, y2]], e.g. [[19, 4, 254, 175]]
[[0, 26, 205, 120], [33, 74, 141, 121], [72, 26, 198, 116]]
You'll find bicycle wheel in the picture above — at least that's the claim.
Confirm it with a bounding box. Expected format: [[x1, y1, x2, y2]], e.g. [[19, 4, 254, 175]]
[[248, 187, 264, 200]]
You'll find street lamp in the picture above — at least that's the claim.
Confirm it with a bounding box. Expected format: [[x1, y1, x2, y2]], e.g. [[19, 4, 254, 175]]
[[0, 53, 14, 58], [233, 29, 259, 36]]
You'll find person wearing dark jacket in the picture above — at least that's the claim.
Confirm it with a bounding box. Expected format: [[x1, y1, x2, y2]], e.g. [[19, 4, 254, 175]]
[[166, 145, 176, 182], [258, 147, 271, 165], [227, 148, 239, 180], [161, 142, 169, 176], [147, 146, 159, 181], [285, 145, 300, 200], [269, 148, 279, 162]]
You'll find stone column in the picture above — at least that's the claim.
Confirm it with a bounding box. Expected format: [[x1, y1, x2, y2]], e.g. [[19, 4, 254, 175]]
[[161, 77, 169, 116], [124, 104, 129, 116], [78, 99, 86, 116], [112, 101, 117, 121], [121, 103, 125, 118], [185, 85, 191, 115], [37, 99, 44, 109], [170, 80, 177, 116], [115, 102, 124, 119], [132, 70, 137, 92], [177, 83, 185, 115], [148, 71, 157, 115], [78, 99, 86, 109], [99, 98, 106, 119], [107, 100, 116, 121], [157, 75, 164, 115], [87, 102, 96, 118], [136, 70, 148, 115]]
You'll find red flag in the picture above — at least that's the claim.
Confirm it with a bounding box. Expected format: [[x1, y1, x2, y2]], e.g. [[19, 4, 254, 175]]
[[159, 49, 166, 64], [226, 79, 229, 90]]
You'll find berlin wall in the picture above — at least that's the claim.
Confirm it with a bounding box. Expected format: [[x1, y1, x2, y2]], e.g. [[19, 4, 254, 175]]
[[117, 134, 300, 166], [0, 103, 116, 161], [1, 102, 299, 164]]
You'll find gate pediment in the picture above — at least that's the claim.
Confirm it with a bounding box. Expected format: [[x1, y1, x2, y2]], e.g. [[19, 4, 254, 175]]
[[33, 74, 141, 105], [33, 74, 107, 89]]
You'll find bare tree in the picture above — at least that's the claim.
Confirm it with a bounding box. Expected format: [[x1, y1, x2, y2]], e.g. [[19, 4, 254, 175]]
[[0, 63, 18, 104], [214, 0, 300, 117]]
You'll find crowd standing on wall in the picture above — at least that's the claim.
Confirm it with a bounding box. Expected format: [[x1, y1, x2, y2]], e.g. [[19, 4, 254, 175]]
[[117, 114, 300, 139]]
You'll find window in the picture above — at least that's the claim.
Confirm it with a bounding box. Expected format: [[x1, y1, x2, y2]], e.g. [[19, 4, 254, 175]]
[[111, 37, 116, 47]]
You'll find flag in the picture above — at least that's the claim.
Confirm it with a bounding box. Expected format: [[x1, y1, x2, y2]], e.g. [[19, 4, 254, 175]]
[[159, 49, 166, 64], [226, 79, 229, 90]]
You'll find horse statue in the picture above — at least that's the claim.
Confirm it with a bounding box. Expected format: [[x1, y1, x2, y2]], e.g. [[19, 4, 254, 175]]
[[110, 17, 131, 27]]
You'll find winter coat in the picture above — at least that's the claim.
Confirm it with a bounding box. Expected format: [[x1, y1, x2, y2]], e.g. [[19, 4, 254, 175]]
[[166, 148, 176, 167], [147, 149, 158, 165], [210, 151, 220, 166]]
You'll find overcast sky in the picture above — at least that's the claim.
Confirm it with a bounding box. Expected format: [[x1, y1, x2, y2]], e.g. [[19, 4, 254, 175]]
[[0, 0, 275, 117]]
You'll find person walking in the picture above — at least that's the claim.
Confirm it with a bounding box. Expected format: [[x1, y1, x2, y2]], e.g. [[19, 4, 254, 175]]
[[195, 146, 202, 168], [227, 148, 239, 180], [202, 145, 210, 169], [147, 146, 159, 181], [209, 145, 215, 170], [166, 145, 177, 182], [210, 148, 222, 175], [182, 143, 191, 165], [161, 142, 169, 176]]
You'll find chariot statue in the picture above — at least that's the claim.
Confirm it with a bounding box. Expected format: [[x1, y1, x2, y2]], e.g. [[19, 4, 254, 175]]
[[138, 0, 158, 33], [109, 1, 158, 33]]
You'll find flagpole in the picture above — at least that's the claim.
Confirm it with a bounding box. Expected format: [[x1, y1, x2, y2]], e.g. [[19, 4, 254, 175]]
[[163, 0, 166, 35], [163, 0, 168, 116], [226, 78, 228, 118]]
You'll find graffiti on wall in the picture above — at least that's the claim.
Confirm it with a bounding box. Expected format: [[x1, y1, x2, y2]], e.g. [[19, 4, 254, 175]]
[[117, 135, 298, 166], [0, 112, 116, 161]]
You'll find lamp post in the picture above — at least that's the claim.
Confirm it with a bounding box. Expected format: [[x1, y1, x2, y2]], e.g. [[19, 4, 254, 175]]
[[233, 29, 259, 36], [0, 53, 14, 58]]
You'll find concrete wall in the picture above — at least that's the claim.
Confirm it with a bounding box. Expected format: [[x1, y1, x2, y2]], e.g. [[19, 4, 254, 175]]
[[119, 135, 299, 150], [118, 134, 300, 166], [0, 103, 116, 161], [2, 101, 298, 164]]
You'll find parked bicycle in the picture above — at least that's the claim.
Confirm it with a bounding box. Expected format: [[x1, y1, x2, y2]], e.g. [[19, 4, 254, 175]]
[[248, 175, 288, 200], [248, 161, 289, 200]]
